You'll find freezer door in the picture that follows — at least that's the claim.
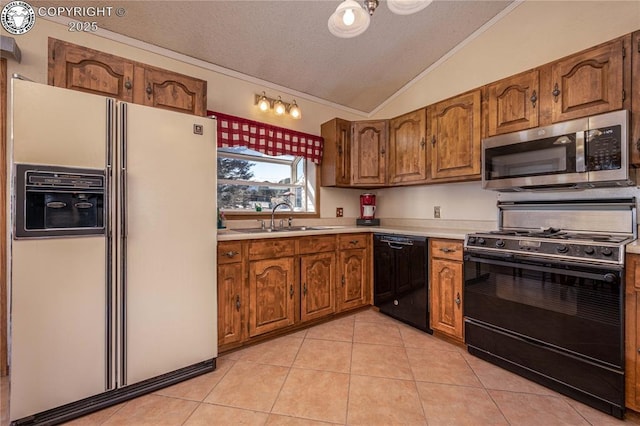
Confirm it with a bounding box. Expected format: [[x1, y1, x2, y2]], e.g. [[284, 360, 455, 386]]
[[117, 103, 217, 386], [9, 80, 111, 420]]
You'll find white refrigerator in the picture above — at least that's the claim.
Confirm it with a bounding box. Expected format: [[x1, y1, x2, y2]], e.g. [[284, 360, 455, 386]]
[[9, 78, 218, 423]]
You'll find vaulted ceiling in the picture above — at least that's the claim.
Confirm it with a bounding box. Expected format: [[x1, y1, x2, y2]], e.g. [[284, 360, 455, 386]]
[[33, 0, 515, 114]]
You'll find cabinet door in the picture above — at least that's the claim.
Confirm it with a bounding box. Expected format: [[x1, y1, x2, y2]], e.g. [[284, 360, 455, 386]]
[[430, 258, 463, 341], [337, 248, 367, 312], [631, 31, 640, 166], [135, 66, 207, 116], [352, 120, 387, 186], [217, 263, 245, 346], [550, 39, 624, 123], [248, 257, 296, 337], [487, 70, 539, 136], [388, 109, 427, 184], [321, 118, 351, 187], [48, 38, 134, 102], [300, 252, 336, 322], [428, 90, 481, 181], [625, 254, 640, 411]]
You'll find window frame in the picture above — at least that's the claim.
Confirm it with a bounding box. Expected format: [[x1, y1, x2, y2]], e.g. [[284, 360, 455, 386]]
[[217, 148, 320, 220]]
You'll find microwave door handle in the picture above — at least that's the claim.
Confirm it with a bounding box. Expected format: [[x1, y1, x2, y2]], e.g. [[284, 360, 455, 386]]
[[575, 131, 586, 173]]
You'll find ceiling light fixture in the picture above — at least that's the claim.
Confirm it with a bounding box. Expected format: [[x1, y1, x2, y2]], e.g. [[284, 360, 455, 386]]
[[254, 93, 302, 119], [328, 0, 432, 38]]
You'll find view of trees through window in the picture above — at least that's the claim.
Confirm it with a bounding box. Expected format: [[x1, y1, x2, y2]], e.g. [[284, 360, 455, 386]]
[[217, 147, 316, 213]]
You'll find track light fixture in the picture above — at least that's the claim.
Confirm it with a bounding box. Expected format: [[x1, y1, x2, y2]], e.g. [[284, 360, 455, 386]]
[[328, 0, 432, 38], [254, 92, 302, 119]]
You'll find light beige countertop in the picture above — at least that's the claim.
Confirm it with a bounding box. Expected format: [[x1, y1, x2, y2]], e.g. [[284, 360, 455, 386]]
[[218, 224, 481, 242], [627, 239, 640, 255]]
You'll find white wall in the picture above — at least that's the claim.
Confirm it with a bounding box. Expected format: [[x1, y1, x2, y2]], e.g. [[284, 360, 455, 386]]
[[370, 0, 640, 222], [3, 1, 640, 222]]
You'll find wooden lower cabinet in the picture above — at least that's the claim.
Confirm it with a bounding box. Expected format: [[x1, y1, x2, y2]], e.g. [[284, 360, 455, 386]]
[[337, 234, 370, 312], [300, 252, 336, 322], [217, 241, 245, 347], [429, 239, 464, 342], [248, 257, 296, 337], [217, 233, 370, 352], [625, 253, 640, 411]]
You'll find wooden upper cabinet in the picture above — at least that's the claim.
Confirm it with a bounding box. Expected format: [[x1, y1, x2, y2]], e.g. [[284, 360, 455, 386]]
[[388, 109, 427, 184], [134, 66, 206, 116], [351, 120, 388, 186], [487, 70, 539, 136], [321, 118, 351, 187], [48, 38, 207, 116], [548, 38, 624, 123], [48, 38, 134, 102], [631, 31, 640, 166], [427, 90, 481, 181]]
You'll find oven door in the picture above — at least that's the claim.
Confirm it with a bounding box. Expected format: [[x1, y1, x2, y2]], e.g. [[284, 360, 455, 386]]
[[464, 253, 623, 367], [482, 118, 588, 190], [463, 252, 625, 417]]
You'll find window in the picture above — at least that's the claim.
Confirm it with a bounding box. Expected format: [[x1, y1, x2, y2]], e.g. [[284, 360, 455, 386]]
[[217, 146, 317, 214]]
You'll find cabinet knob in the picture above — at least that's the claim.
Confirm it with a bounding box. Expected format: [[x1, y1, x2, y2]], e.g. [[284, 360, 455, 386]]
[[431, 135, 436, 147], [235, 295, 241, 311], [124, 79, 132, 90], [636, 139, 640, 152], [341, 275, 345, 286], [350, 240, 359, 245], [146, 82, 153, 98], [440, 247, 455, 253], [552, 83, 560, 103], [455, 292, 461, 307], [225, 251, 239, 258], [303, 283, 307, 295], [380, 147, 385, 155], [420, 137, 426, 149], [289, 284, 294, 298], [530, 90, 537, 108]]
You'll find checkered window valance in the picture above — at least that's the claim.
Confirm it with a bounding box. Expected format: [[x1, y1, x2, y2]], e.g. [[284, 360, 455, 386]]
[[208, 111, 324, 164]]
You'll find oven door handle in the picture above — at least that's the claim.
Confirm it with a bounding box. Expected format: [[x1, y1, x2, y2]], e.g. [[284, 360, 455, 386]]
[[464, 254, 619, 283]]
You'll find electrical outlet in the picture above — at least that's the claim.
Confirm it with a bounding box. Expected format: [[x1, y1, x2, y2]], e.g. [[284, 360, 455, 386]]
[[336, 207, 343, 217], [434, 206, 441, 218]]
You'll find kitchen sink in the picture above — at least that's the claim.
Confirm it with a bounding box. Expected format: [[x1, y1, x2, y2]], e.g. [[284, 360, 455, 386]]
[[230, 226, 328, 233]]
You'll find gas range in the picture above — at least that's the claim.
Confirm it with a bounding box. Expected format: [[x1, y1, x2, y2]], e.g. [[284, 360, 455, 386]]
[[464, 198, 637, 268], [465, 228, 633, 266]]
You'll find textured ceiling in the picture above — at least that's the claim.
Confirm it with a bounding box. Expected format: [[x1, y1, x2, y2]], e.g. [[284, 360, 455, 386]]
[[32, 0, 514, 113]]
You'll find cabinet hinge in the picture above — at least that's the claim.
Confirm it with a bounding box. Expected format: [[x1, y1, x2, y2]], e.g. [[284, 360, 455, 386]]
[[622, 46, 626, 59], [623, 90, 626, 101], [52, 49, 55, 60]]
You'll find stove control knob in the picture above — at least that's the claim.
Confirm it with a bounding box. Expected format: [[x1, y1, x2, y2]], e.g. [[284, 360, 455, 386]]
[[467, 237, 476, 244], [496, 239, 505, 248], [556, 245, 569, 254], [602, 247, 613, 257], [603, 273, 617, 284], [477, 238, 486, 245], [584, 247, 595, 255]]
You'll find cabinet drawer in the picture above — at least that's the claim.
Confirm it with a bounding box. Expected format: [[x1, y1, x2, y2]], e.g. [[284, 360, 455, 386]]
[[218, 242, 243, 264], [299, 235, 337, 254], [249, 238, 295, 260], [338, 233, 369, 250], [430, 239, 463, 261]]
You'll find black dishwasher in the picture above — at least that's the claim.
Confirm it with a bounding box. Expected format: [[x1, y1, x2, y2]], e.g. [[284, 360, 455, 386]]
[[374, 234, 430, 332]]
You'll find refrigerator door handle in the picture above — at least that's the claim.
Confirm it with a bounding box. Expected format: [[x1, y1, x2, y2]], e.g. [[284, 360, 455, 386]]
[[105, 98, 115, 391], [119, 102, 128, 386]]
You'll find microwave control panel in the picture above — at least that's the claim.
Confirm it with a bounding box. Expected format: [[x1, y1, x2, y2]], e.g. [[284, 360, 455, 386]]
[[586, 125, 622, 171]]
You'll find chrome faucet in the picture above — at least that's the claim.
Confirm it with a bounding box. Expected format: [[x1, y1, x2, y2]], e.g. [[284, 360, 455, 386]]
[[270, 201, 292, 230]]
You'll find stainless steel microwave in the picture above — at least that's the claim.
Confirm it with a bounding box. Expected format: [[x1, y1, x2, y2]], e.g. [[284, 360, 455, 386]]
[[481, 110, 635, 191]]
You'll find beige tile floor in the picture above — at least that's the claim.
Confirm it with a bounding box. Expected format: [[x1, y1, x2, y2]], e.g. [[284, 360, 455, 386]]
[[3, 308, 640, 425]]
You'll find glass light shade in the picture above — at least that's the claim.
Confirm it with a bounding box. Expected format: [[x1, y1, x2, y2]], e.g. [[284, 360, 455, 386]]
[[328, 0, 370, 38], [387, 0, 432, 15], [257, 93, 270, 111], [274, 97, 286, 115], [289, 101, 301, 119]]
